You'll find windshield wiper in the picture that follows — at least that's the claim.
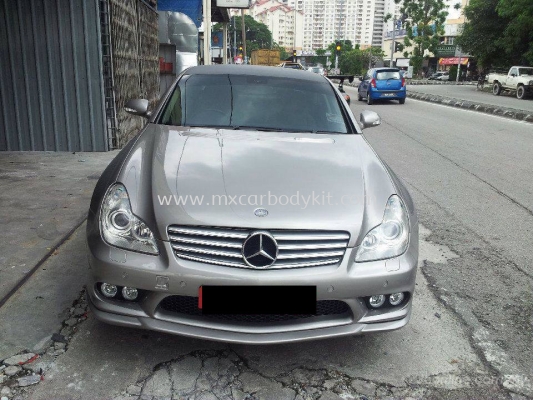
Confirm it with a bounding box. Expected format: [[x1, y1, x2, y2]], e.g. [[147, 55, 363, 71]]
[[232, 126, 284, 132]]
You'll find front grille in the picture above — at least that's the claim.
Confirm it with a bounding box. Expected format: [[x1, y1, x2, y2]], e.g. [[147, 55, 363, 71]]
[[167, 225, 350, 269], [159, 295, 351, 323]]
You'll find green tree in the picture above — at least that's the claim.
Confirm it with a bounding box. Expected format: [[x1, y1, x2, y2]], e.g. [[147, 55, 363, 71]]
[[449, 65, 458, 81], [455, 0, 510, 68], [496, 0, 533, 65], [457, 0, 533, 67], [339, 47, 385, 75], [387, 0, 448, 75], [213, 15, 273, 59]]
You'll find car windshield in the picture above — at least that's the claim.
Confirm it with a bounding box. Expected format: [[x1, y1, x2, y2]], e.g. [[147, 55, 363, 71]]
[[376, 70, 401, 80], [518, 68, 533, 76], [160, 74, 349, 134]]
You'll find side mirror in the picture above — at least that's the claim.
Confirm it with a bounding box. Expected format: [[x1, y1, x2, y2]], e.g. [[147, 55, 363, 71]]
[[360, 110, 381, 130], [359, 76, 363, 81], [125, 99, 150, 118], [511, 73, 516, 77]]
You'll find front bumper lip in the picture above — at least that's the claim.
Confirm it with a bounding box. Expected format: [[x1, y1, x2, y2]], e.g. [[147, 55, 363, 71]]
[[88, 292, 412, 345]]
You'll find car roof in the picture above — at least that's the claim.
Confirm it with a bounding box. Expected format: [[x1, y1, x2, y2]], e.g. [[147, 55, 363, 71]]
[[184, 65, 324, 83]]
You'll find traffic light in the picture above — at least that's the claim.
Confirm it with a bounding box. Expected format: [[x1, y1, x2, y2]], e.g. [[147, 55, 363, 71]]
[[238, 45, 243, 54], [394, 42, 402, 52], [335, 41, 341, 56], [293, 49, 297, 57]]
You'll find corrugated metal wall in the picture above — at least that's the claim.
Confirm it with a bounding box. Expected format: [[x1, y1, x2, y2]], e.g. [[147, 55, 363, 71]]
[[0, 0, 107, 151]]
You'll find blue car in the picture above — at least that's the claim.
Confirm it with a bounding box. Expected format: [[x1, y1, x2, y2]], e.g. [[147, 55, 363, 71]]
[[358, 68, 407, 105]]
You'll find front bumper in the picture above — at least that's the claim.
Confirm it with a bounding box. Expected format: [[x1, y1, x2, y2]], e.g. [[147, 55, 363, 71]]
[[87, 231, 418, 344]]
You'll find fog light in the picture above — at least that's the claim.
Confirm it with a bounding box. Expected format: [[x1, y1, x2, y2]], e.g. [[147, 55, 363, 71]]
[[122, 286, 138, 301], [101, 283, 118, 298], [389, 292, 405, 306], [368, 295, 386, 308]]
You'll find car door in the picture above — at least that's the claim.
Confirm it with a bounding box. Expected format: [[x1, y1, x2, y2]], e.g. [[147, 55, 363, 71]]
[[507, 67, 518, 87]]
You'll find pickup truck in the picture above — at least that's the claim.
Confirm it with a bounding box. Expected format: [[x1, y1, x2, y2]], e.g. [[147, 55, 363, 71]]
[[487, 66, 533, 99]]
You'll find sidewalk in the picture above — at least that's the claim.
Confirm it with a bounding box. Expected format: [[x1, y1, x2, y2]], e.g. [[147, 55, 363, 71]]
[[0, 152, 117, 304], [0, 151, 116, 360]]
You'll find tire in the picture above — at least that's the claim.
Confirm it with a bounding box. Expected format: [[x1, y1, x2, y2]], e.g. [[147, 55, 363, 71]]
[[399, 98, 405, 104], [492, 82, 502, 96], [366, 92, 373, 105], [358, 91, 363, 101], [516, 85, 526, 99]]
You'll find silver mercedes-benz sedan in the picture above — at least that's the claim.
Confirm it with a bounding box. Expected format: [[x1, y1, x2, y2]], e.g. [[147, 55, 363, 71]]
[[86, 65, 418, 344]]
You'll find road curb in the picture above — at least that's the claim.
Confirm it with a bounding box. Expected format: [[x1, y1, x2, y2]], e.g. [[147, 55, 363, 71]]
[[407, 90, 533, 123]]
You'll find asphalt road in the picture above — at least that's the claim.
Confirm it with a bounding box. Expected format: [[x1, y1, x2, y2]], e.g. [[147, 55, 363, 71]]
[[408, 83, 533, 112], [1, 94, 532, 399]]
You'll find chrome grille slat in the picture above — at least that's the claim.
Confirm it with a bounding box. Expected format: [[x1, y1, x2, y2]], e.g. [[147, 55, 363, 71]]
[[278, 241, 347, 250], [171, 244, 242, 258], [271, 232, 350, 241], [168, 226, 249, 239], [277, 250, 345, 260], [169, 234, 242, 249], [168, 225, 350, 270]]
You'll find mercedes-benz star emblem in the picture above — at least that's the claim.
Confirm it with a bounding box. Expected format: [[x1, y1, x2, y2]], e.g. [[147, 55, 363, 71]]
[[242, 231, 278, 268], [254, 208, 268, 217]]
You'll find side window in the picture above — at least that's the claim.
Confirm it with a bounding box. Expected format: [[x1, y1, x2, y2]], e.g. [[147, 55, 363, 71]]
[[510, 68, 518, 76], [160, 85, 183, 126]]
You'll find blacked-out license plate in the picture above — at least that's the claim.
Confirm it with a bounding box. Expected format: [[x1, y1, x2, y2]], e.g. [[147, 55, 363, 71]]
[[199, 286, 317, 315]]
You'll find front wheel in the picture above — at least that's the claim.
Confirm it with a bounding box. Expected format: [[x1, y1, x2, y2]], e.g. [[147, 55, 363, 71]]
[[399, 98, 405, 104], [366, 92, 373, 105], [492, 82, 502, 96], [358, 91, 363, 101], [516, 85, 526, 99]]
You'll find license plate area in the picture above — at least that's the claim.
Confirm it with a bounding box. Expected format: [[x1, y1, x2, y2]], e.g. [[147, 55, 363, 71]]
[[199, 286, 316, 315]]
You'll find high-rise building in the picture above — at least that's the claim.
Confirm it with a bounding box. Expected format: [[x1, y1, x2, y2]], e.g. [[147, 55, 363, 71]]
[[246, 0, 388, 54], [299, 0, 386, 53], [247, 0, 304, 52]]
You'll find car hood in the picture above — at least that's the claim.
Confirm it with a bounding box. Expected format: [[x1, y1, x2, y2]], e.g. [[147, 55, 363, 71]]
[[118, 125, 397, 247]]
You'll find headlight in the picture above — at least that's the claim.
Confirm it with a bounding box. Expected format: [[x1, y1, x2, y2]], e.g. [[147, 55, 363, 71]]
[[99, 183, 159, 255], [355, 195, 409, 262]]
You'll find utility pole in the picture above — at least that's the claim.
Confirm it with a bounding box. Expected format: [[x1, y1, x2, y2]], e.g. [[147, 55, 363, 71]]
[[456, 49, 462, 83], [390, 15, 396, 68], [233, 17, 237, 63], [241, 9, 247, 64]]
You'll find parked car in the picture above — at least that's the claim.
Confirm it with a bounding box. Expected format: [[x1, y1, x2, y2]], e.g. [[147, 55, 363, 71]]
[[435, 71, 450, 81], [487, 66, 533, 99], [308, 66, 325, 76], [428, 71, 448, 80], [87, 65, 418, 344], [358, 68, 407, 105], [277, 61, 305, 70]]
